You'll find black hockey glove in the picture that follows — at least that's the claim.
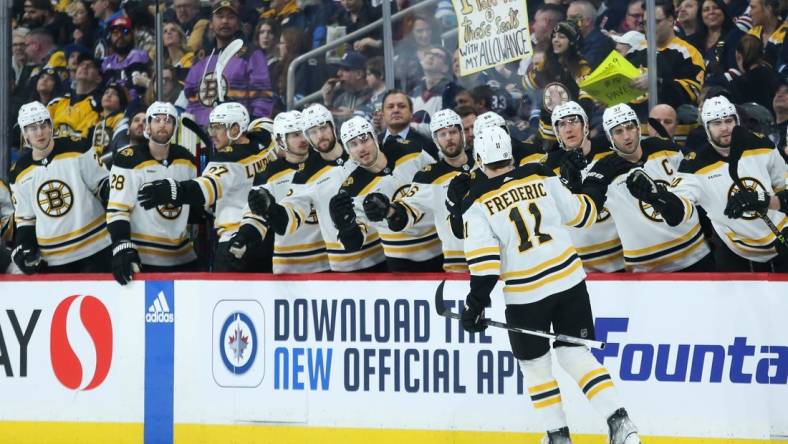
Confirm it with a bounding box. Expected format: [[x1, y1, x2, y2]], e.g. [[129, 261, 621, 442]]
[[137, 179, 182, 210], [363, 192, 391, 222], [462, 297, 487, 333], [625, 169, 660, 202], [724, 189, 770, 219], [248, 186, 276, 217], [329, 190, 357, 230], [446, 173, 471, 216], [11, 245, 45, 274], [112, 241, 141, 286], [559, 150, 587, 193]]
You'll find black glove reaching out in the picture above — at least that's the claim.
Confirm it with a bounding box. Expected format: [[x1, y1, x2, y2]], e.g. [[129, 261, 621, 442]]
[[362, 192, 391, 222]]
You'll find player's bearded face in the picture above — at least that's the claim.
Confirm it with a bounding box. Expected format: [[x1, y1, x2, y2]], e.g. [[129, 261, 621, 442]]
[[436, 126, 463, 158], [557, 115, 585, 149], [306, 123, 336, 153], [24, 121, 53, 150], [708, 116, 735, 148], [347, 133, 378, 167], [149, 115, 175, 144], [610, 121, 640, 154]]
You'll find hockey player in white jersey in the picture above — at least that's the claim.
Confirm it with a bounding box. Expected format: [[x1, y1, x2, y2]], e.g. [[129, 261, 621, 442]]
[[627, 96, 788, 271], [461, 126, 640, 444], [107, 101, 198, 284], [362, 109, 472, 272], [135, 102, 275, 272], [228, 109, 330, 273], [333, 116, 440, 271], [540, 101, 624, 272], [9, 101, 112, 273], [562, 103, 713, 272]]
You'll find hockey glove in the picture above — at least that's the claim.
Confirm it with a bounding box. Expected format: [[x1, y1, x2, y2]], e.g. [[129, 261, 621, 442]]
[[461, 297, 487, 333], [137, 179, 182, 210], [248, 187, 276, 216], [559, 150, 587, 193], [724, 189, 770, 219], [329, 190, 357, 230], [446, 173, 471, 216], [626, 169, 661, 202], [363, 192, 391, 222], [0, 246, 10, 273], [11, 245, 45, 275], [112, 241, 141, 286]]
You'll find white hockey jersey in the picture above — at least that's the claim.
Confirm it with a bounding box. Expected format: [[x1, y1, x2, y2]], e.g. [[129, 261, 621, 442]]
[[672, 132, 787, 262], [240, 150, 330, 274], [340, 142, 439, 262], [394, 156, 475, 272], [588, 138, 711, 272], [278, 154, 384, 272], [464, 163, 598, 305], [9, 137, 111, 265], [542, 137, 625, 272], [195, 141, 275, 242], [107, 143, 198, 266]]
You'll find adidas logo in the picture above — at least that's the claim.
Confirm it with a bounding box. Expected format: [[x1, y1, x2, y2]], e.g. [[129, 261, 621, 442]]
[[146, 291, 174, 323]]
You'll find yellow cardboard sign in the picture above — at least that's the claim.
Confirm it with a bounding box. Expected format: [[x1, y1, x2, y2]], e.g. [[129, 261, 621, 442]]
[[579, 50, 644, 105]]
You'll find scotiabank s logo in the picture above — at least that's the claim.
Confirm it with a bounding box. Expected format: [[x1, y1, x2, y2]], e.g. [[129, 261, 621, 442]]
[[50, 295, 113, 391]]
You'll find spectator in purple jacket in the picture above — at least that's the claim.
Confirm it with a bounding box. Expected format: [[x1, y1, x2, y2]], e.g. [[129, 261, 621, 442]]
[[101, 16, 151, 101], [183, 0, 273, 125]]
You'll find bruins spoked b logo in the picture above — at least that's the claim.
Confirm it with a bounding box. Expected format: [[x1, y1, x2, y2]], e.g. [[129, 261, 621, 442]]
[[156, 203, 182, 220], [37, 180, 73, 217], [198, 72, 228, 107], [638, 179, 671, 222], [728, 177, 766, 221]]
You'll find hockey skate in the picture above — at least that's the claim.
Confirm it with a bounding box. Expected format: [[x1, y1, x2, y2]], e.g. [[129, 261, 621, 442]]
[[607, 408, 641, 444], [541, 426, 572, 444]]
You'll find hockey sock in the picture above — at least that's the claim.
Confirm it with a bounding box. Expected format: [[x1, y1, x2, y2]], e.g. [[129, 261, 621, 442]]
[[555, 346, 622, 420], [518, 352, 568, 431]]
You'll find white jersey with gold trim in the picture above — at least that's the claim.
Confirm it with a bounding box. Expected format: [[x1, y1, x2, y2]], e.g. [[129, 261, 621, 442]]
[[278, 155, 384, 271], [107, 144, 198, 266], [542, 138, 625, 272], [341, 143, 439, 262], [672, 132, 787, 262], [393, 156, 475, 271], [195, 142, 274, 242], [588, 137, 711, 271], [464, 164, 598, 305], [240, 150, 330, 274], [9, 137, 111, 265]]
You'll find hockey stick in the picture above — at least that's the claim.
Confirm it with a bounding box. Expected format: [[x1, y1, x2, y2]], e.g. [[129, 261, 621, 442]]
[[648, 117, 673, 141], [214, 38, 243, 104], [181, 115, 214, 153], [434, 281, 606, 350], [728, 127, 787, 246]]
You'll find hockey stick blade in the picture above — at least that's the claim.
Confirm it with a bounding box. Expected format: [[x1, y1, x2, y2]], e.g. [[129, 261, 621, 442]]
[[433, 280, 606, 350], [181, 115, 214, 152], [215, 38, 243, 103]]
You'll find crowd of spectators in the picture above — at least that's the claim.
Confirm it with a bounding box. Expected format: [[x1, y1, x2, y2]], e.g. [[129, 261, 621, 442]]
[[7, 0, 788, 163], [4, 0, 788, 274]]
